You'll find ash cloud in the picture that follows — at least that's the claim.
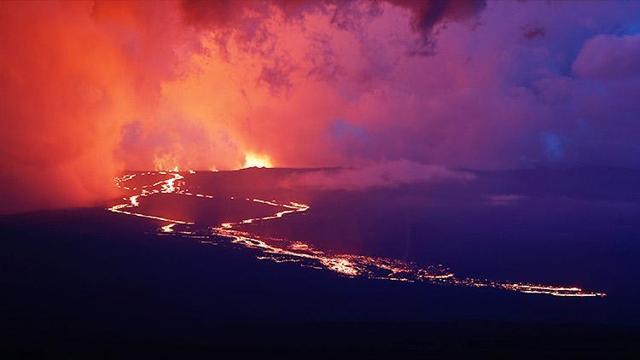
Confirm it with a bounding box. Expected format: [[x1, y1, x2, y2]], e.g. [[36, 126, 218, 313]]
[[180, 0, 486, 54]]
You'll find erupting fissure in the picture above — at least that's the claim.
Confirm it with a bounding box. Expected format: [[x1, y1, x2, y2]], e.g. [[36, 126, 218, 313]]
[[243, 153, 273, 169], [108, 171, 606, 298]]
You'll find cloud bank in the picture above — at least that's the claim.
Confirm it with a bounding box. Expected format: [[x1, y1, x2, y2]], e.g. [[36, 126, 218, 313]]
[[279, 160, 474, 190]]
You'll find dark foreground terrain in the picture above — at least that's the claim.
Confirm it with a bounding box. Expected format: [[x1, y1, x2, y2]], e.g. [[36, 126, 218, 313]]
[[2, 166, 640, 356]]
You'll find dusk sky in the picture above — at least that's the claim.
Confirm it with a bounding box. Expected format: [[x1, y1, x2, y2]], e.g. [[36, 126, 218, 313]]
[[2, 0, 640, 213]]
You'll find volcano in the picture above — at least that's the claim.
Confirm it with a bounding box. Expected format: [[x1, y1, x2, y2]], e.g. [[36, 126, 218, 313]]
[[2, 166, 639, 355]]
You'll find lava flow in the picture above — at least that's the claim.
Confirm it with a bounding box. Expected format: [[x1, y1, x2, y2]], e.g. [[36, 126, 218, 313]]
[[108, 171, 606, 298]]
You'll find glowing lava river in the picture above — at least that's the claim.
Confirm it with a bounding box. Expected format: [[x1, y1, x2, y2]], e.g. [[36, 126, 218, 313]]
[[108, 171, 606, 298]]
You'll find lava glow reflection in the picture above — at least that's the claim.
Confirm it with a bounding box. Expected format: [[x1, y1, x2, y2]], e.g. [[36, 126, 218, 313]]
[[107, 171, 606, 298]]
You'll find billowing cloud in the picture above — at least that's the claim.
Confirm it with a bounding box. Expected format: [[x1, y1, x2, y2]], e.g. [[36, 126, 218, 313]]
[[2, 0, 640, 213], [573, 34, 640, 79], [1, 1, 135, 213]]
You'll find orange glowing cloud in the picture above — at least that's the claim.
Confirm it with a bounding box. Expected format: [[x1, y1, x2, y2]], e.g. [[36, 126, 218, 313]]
[[5, 0, 636, 213], [1, 1, 136, 212]]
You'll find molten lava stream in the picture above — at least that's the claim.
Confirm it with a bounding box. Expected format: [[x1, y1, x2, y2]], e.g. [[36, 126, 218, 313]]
[[107, 171, 606, 298]]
